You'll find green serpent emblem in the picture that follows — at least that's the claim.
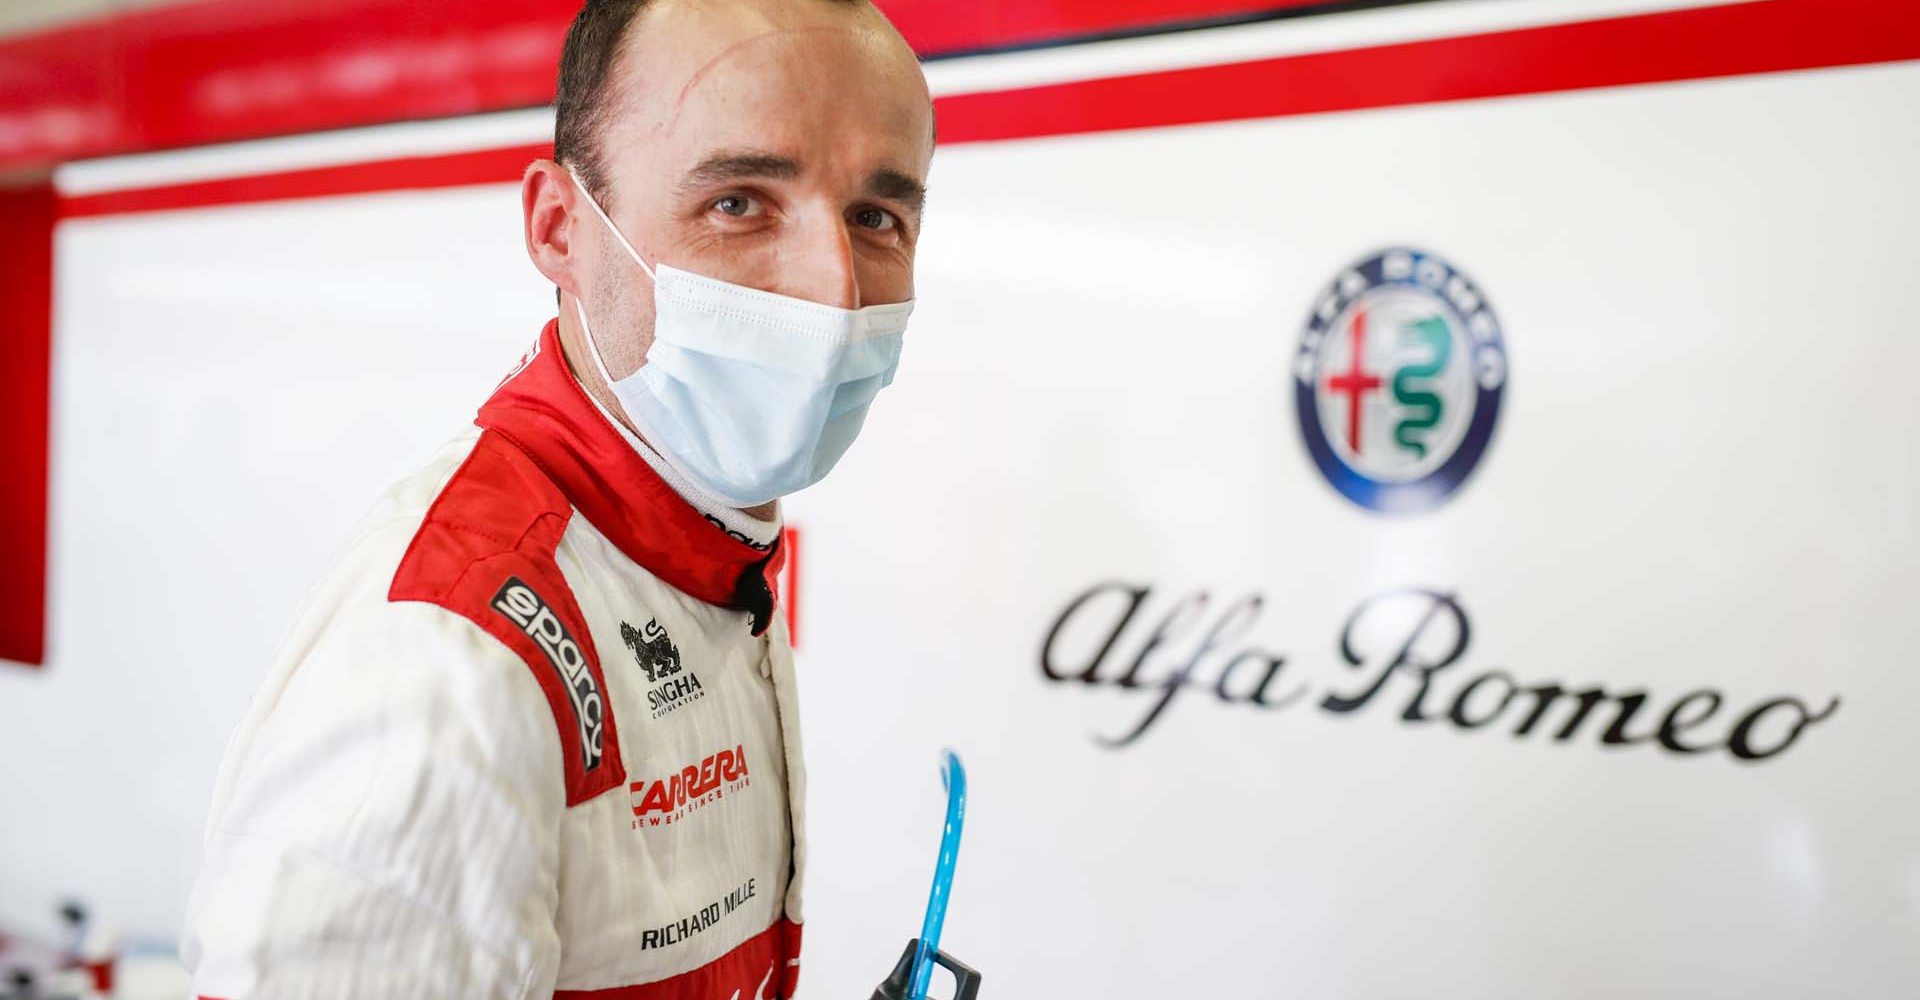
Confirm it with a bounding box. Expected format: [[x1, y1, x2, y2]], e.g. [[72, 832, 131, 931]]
[[1392, 316, 1452, 458]]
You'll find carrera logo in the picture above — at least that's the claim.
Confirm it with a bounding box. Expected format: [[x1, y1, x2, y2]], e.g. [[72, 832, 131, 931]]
[[492, 577, 605, 770], [630, 744, 751, 829]]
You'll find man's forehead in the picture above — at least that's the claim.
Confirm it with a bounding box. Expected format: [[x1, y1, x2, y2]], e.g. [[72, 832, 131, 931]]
[[599, 0, 931, 179], [615, 0, 919, 112]]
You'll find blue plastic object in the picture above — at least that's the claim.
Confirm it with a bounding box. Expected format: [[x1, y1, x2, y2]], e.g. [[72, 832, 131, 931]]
[[908, 750, 967, 1000]]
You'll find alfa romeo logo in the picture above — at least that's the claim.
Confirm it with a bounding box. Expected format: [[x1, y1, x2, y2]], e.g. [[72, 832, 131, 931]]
[[1294, 248, 1507, 513]]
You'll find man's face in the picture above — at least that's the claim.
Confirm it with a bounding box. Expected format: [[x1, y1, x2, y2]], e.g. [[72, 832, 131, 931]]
[[578, 0, 933, 379]]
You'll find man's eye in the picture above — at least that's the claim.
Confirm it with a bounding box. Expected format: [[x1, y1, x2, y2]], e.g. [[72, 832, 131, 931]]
[[713, 195, 756, 217], [853, 207, 897, 231]]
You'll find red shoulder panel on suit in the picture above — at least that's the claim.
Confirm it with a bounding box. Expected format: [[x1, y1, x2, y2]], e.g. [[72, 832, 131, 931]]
[[389, 429, 627, 807]]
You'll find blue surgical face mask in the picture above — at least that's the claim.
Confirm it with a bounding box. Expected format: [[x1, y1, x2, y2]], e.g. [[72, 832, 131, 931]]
[[567, 168, 912, 507]]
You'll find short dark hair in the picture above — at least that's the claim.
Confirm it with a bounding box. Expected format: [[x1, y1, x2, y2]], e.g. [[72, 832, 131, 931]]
[[554, 0, 652, 207], [554, 0, 871, 207]]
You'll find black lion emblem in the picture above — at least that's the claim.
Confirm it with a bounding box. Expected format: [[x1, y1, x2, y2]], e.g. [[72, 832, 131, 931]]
[[621, 618, 682, 684]]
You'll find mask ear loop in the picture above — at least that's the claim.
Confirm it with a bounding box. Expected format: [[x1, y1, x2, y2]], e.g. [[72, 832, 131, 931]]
[[570, 296, 624, 392], [567, 165, 656, 282], [563, 163, 656, 391]]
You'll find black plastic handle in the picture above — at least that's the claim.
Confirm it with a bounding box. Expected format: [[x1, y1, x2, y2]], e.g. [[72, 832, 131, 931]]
[[869, 938, 982, 1000]]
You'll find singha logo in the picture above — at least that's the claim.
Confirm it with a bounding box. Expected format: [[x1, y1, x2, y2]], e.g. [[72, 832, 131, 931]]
[[622, 618, 683, 684]]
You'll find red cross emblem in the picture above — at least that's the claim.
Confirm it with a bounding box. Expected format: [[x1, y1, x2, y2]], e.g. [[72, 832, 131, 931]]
[[1324, 306, 1383, 454]]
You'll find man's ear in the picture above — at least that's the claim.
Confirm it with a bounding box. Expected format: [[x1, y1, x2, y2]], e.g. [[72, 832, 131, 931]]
[[523, 159, 583, 297]]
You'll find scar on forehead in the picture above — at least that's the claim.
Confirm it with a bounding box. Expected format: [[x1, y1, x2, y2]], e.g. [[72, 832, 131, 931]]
[[666, 25, 880, 127]]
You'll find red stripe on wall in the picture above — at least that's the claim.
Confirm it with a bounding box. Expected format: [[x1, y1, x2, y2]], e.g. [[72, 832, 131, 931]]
[[0, 182, 54, 666], [878, 0, 1331, 55], [0, 0, 1333, 173], [0, 0, 572, 172], [779, 526, 801, 650], [933, 0, 1920, 143], [53, 0, 1920, 220]]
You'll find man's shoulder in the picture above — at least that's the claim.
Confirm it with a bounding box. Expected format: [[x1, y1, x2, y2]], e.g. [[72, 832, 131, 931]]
[[262, 424, 572, 704], [297, 424, 570, 622], [384, 425, 573, 608], [269, 423, 628, 806], [379, 423, 630, 805]]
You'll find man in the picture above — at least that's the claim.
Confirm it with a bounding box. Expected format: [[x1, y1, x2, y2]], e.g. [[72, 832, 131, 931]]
[[181, 0, 934, 996]]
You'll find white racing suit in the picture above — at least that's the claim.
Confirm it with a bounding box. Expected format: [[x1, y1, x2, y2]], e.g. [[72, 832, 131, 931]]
[[183, 319, 807, 999]]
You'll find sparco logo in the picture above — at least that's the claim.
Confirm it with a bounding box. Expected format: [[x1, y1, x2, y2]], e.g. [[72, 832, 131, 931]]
[[492, 577, 605, 770], [623, 618, 704, 719], [1041, 582, 1840, 765], [630, 744, 751, 829], [1295, 247, 1507, 513]]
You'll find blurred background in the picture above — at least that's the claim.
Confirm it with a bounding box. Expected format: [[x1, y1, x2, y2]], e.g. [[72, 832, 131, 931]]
[[2, 0, 1917, 996]]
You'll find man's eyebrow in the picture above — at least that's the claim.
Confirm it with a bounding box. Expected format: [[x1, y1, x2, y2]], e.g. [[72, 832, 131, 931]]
[[678, 151, 800, 191], [868, 168, 926, 213], [676, 153, 925, 213]]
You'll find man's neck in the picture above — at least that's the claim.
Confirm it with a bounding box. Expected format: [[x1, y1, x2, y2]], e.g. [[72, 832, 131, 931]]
[[554, 304, 782, 525]]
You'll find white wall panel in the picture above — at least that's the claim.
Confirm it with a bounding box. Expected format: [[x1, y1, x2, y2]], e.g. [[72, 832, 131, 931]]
[[790, 60, 1920, 998]]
